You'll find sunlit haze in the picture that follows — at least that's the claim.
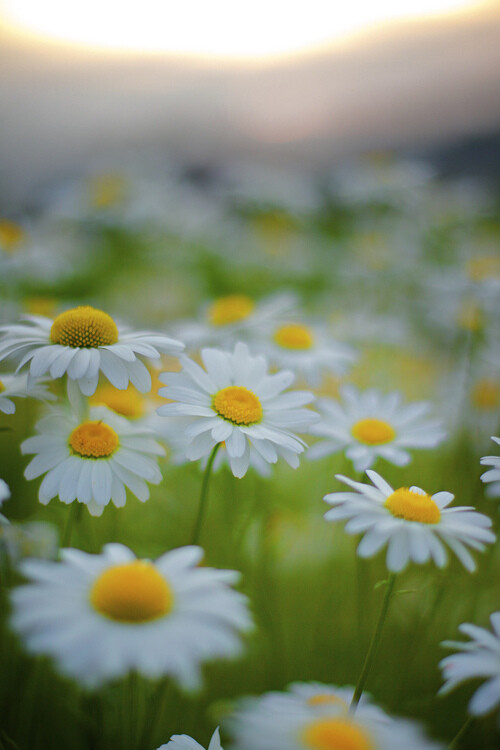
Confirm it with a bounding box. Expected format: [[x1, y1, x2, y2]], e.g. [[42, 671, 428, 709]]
[[0, 0, 483, 58]]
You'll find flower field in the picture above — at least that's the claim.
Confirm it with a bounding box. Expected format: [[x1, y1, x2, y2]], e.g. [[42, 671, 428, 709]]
[[0, 157, 499, 750]]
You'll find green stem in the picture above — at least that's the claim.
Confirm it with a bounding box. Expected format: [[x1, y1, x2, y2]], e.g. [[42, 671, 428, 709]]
[[191, 444, 221, 545], [448, 715, 473, 749], [61, 502, 83, 548], [350, 573, 397, 711]]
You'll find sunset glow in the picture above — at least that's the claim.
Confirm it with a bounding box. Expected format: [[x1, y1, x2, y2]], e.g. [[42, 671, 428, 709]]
[[0, 0, 483, 59]]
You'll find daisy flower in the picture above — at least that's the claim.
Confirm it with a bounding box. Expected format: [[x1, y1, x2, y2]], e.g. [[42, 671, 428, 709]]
[[0, 371, 55, 414], [309, 386, 446, 472], [261, 321, 356, 387], [10, 543, 252, 690], [324, 470, 495, 572], [225, 681, 444, 750], [480, 436, 500, 499], [157, 342, 318, 478], [0, 306, 184, 396], [174, 292, 296, 351], [21, 406, 165, 517], [439, 612, 500, 717], [158, 727, 222, 750]]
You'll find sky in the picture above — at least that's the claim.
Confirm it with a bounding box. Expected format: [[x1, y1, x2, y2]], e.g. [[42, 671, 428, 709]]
[[1, 1, 500, 205]]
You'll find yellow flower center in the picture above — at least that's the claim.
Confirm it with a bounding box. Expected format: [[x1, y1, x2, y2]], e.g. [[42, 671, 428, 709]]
[[88, 173, 128, 209], [385, 487, 441, 524], [90, 385, 145, 419], [273, 324, 315, 350], [0, 379, 4, 393], [50, 306, 119, 348], [90, 561, 174, 623], [466, 255, 500, 282], [306, 694, 348, 709], [69, 421, 119, 458], [0, 219, 25, 252], [351, 418, 395, 445], [301, 718, 374, 750], [213, 386, 263, 425], [208, 295, 255, 326], [471, 379, 500, 410]]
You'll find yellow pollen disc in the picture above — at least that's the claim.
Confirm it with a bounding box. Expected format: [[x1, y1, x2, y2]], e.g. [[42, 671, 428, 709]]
[[351, 418, 395, 445], [213, 386, 262, 425], [273, 324, 315, 350], [301, 718, 374, 750], [307, 694, 348, 709], [0, 219, 25, 252], [0, 379, 4, 393], [471, 379, 500, 410], [69, 421, 119, 459], [90, 561, 173, 623], [90, 385, 145, 419], [88, 173, 128, 209], [50, 306, 119, 348], [208, 295, 255, 326], [466, 256, 500, 282], [385, 487, 441, 524]]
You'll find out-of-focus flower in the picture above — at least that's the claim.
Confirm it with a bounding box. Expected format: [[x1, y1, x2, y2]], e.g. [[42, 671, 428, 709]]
[[480, 436, 500, 499], [440, 612, 500, 717], [0, 372, 55, 415], [0, 306, 184, 395], [324, 470, 494, 572], [21, 406, 165, 516], [309, 386, 445, 471], [225, 681, 444, 750], [10, 544, 252, 690], [261, 321, 356, 387], [0, 478, 10, 524], [0, 521, 58, 564], [157, 343, 318, 478], [173, 292, 296, 351]]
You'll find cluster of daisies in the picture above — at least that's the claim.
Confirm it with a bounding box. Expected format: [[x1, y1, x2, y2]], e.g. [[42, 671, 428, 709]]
[[0, 283, 499, 746]]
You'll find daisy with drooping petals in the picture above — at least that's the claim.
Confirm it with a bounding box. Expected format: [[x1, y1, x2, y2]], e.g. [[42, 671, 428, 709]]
[[480, 436, 500, 499], [439, 612, 500, 717], [158, 727, 222, 750], [324, 470, 495, 572], [21, 406, 165, 516], [0, 306, 184, 395], [157, 343, 318, 478], [10, 543, 252, 690], [225, 681, 444, 750], [309, 385, 446, 472], [0, 372, 55, 414], [261, 321, 357, 387]]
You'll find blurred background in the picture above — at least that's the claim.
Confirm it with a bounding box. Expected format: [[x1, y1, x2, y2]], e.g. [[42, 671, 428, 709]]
[[1, 0, 500, 208]]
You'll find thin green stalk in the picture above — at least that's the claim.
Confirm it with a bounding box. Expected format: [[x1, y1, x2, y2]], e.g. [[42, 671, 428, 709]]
[[350, 572, 397, 711], [448, 715, 473, 749], [191, 443, 220, 546], [61, 502, 83, 548]]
